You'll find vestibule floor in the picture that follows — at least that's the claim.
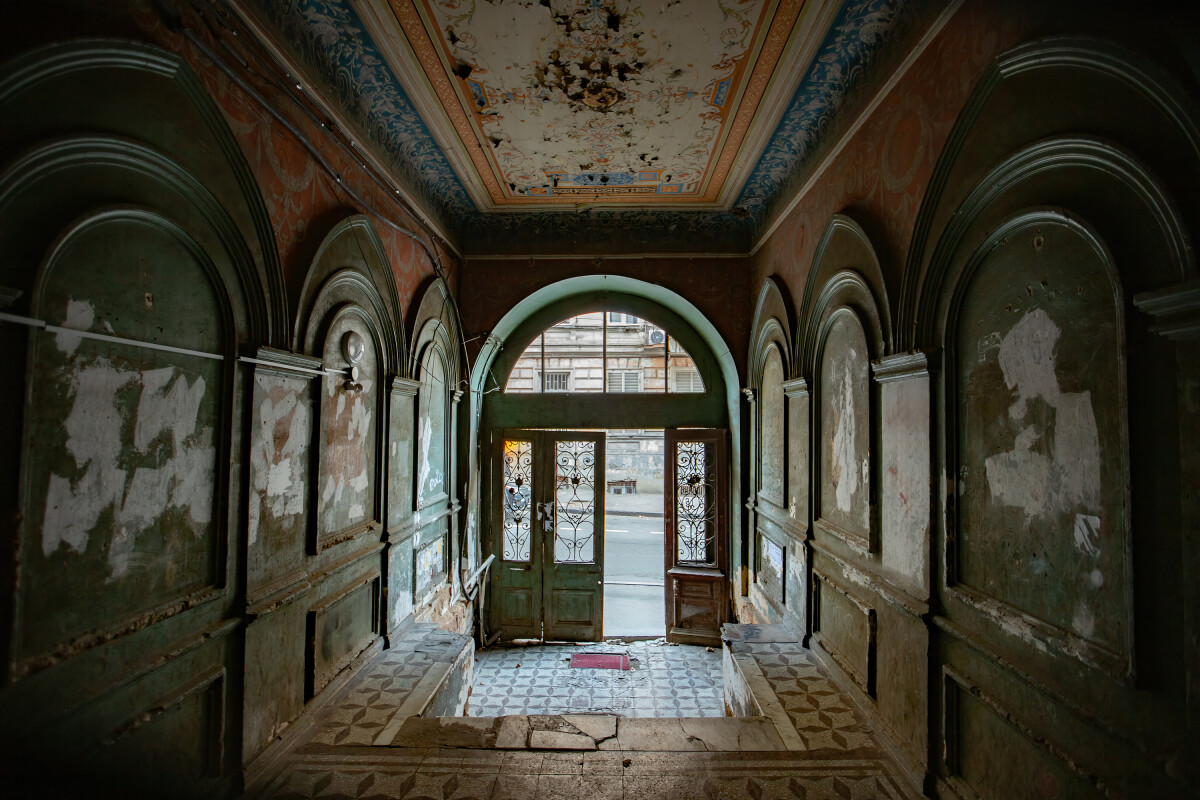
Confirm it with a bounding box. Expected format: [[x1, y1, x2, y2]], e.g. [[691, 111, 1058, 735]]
[[467, 641, 723, 718], [254, 630, 923, 799]]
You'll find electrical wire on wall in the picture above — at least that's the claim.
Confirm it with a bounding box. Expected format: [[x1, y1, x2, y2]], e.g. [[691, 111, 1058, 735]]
[[168, 0, 496, 579]]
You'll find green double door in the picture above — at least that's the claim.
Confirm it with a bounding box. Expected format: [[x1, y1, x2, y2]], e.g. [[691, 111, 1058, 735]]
[[492, 430, 605, 642]]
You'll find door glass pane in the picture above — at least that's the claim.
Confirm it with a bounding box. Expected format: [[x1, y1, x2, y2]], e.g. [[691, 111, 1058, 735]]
[[502, 439, 533, 561], [675, 441, 716, 565], [554, 440, 597, 563]]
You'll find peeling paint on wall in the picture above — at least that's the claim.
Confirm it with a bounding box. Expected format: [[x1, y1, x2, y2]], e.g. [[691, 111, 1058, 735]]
[[831, 359, 859, 514], [42, 358, 215, 583], [881, 374, 930, 589], [318, 318, 377, 536], [957, 225, 1128, 654], [417, 349, 447, 507], [984, 310, 1102, 524], [820, 314, 871, 537], [759, 348, 785, 503], [249, 374, 311, 546]]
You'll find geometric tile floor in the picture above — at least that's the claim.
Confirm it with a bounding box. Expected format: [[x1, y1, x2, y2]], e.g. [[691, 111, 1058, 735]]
[[264, 747, 922, 799], [468, 641, 723, 718], [252, 630, 926, 798]]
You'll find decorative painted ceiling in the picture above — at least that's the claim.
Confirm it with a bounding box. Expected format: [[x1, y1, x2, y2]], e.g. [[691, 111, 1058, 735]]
[[241, 0, 916, 254], [396, 0, 798, 208]]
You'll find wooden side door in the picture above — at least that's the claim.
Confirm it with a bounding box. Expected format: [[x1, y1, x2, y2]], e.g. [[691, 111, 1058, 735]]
[[542, 432, 605, 642], [493, 432, 542, 640], [665, 428, 728, 645]]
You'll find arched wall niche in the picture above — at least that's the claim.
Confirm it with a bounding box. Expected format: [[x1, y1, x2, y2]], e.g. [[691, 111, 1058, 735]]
[[403, 277, 463, 614], [900, 35, 1200, 349], [0, 39, 283, 344], [905, 35, 1199, 800], [296, 214, 404, 375], [0, 39, 276, 794], [787, 213, 890, 704], [743, 277, 796, 623], [797, 214, 892, 376]]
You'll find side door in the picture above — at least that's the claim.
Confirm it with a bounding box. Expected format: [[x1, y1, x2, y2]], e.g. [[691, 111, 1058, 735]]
[[664, 428, 728, 645], [494, 432, 541, 639], [542, 432, 605, 642]]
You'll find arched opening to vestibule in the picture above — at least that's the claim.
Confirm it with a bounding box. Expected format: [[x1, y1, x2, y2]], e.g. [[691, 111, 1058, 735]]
[[472, 286, 735, 648]]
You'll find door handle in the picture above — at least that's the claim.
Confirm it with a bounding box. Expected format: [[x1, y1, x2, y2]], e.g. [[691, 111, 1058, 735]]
[[537, 501, 555, 532]]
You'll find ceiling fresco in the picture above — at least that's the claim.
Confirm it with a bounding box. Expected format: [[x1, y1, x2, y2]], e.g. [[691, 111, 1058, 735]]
[[395, 0, 801, 208], [240, 0, 915, 254]]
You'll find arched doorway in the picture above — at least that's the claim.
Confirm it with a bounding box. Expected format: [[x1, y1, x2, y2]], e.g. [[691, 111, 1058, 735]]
[[468, 282, 738, 645]]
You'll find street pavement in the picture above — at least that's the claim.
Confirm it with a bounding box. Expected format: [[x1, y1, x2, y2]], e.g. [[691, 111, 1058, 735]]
[[603, 491, 666, 637]]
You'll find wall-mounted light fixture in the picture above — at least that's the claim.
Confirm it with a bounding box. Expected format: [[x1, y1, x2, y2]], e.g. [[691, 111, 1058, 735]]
[[342, 330, 365, 391]]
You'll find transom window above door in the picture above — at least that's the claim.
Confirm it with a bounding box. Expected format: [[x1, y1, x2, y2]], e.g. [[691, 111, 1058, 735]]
[[505, 311, 705, 394]]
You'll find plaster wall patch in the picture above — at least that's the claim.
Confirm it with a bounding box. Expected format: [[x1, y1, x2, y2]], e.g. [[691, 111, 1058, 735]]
[[54, 297, 96, 355], [41, 358, 216, 581], [984, 310, 1102, 525], [830, 349, 859, 514]]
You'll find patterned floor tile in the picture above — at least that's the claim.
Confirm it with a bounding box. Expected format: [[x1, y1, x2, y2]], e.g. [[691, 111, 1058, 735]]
[[467, 642, 725, 718]]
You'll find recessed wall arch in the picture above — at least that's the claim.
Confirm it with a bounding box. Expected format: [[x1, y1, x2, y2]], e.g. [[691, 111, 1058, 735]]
[[0, 39, 280, 792], [295, 215, 404, 376], [900, 36, 1200, 350], [0, 39, 284, 344], [749, 276, 795, 379], [748, 277, 794, 516], [796, 215, 891, 376]]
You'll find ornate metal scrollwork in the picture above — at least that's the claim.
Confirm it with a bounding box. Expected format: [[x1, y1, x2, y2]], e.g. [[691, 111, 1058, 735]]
[[553, 441, 596, 563], [502, 440, 533, 561], [675, 441, 716, 565]]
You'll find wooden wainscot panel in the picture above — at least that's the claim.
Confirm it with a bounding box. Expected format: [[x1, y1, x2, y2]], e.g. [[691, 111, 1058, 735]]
[[247, 349, 318, 594], [306, 573, 381, 698], [414, 531, 448, 601], [668, 567, 726, 646], [243, 599, 306, 764], [387, 377, 419, 530], [812, 569, 876, 696], [754, 527, 786, 616], [386, 533, 415, 636], [783, 377, 810, 531], [942, 668, 1096, 800], [88, 667, 227, 799]]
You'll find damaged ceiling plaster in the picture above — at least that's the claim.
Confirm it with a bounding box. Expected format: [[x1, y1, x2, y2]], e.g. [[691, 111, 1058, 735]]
[[240, 0, 917, 252]]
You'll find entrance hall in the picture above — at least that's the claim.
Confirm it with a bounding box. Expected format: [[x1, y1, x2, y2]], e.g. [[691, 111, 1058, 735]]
[[2, 3, 1196, 799]]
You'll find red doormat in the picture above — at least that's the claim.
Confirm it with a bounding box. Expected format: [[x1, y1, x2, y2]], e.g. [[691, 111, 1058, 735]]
[[570, 653, 629, 670]]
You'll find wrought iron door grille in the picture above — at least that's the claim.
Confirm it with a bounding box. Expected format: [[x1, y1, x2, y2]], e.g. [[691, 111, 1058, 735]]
[[502, 439, 533, 561], [675, 441, 716, 565]]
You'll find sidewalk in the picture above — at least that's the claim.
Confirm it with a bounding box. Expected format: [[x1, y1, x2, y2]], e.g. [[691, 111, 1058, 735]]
[[605, 490, 665, 517]]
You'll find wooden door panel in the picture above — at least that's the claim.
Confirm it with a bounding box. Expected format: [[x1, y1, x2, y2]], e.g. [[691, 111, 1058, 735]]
[[665, 429, 728, 646], [493, 434, 542, 640], [543, 433, 605, 642]]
